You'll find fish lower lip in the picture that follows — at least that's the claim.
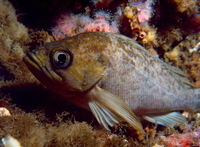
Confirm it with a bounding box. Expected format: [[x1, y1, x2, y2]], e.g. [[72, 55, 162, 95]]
[[26, 52, 43, 69], [23, 52, 43, 74], [23, 52, 62, 84], [25, 52, 51, 79]]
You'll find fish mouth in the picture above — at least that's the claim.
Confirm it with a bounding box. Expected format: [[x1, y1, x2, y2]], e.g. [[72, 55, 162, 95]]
[[23, 51, 62, 86]]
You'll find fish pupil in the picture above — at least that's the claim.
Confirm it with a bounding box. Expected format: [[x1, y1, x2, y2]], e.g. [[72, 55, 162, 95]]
[[58, 54, 66, 64]]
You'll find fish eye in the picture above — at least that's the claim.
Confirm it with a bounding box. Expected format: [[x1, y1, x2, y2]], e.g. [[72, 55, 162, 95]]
[[51, 50, 71, 68]]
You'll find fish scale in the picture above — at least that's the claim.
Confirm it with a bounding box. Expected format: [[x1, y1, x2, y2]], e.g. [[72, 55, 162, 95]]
[[100, 44, 177, 112]]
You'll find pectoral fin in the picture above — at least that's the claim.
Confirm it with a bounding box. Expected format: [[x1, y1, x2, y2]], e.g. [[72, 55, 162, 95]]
[[88, 85, 144, 134], [143, 112, 186, 127]]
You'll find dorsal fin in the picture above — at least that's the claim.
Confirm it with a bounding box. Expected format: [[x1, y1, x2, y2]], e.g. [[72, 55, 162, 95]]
[[162, 63, 195, 88], [113, 33, 195, 88], [132, 39, 195, 88]]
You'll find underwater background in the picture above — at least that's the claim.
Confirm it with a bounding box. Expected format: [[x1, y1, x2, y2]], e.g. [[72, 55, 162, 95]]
[[0, 0, 199, 146]]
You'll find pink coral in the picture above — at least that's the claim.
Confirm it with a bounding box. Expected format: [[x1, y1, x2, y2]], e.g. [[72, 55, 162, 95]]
[[129, 0, 154, 23], [52, 11, 119, 40], [52, 14, 78, 40], [84, 11, 119, 33], [160, 129, 200, 147]]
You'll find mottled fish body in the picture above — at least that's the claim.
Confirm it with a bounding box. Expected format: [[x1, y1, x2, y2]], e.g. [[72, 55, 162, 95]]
[[23, 32, 200, 134]]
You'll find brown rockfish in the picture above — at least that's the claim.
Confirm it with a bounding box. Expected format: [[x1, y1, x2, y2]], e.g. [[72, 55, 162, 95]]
[[23, 32, 200, 134]]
